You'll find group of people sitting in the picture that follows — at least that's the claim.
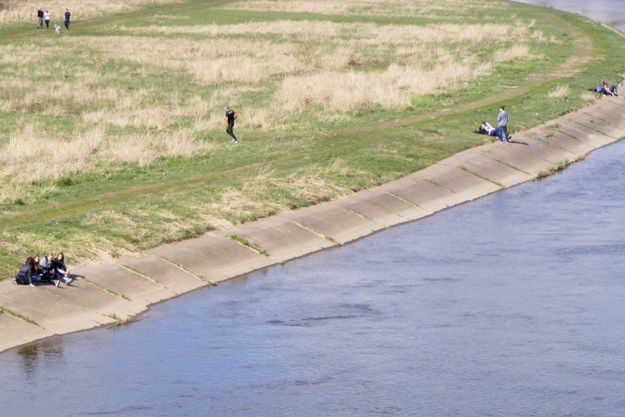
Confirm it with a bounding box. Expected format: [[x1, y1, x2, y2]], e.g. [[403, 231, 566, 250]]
[[593, 81, 619, 97], [14, 253, 72, 287]]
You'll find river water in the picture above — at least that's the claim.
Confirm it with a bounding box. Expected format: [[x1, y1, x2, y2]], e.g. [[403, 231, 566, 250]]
[[518, 0, 625, 29], [2, 3, 625, 417]]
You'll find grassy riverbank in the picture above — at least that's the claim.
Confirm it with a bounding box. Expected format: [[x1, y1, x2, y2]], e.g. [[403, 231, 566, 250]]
[[0, 0, 624, 277]]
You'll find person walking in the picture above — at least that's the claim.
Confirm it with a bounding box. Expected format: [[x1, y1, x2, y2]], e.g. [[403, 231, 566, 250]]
[[36, 8, 44, 29], [497, 106, 511, 142], [224, 106, 238, 144], [64, 9, 71, 31], [44, 10, 51, 29]]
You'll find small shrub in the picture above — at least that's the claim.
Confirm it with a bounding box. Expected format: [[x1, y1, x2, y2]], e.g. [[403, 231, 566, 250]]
[[56, 176, 74, 187]]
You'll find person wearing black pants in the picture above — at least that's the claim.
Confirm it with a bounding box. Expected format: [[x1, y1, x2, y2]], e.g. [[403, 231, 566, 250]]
[[225, 107, 238, 144], [36, 8, 44, 29], [64, 9, 71, 30]]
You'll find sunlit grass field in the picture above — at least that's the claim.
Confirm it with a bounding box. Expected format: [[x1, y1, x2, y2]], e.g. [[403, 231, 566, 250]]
[[0, 0, 624, 277]]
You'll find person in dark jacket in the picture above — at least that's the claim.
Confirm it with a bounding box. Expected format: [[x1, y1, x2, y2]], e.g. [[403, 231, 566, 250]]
[[53, 252, 73, 285], [224, 106, 238, 144], [15, 257, 37, 287], [36, 8, 44, 29], [64, 9, 71, 31]]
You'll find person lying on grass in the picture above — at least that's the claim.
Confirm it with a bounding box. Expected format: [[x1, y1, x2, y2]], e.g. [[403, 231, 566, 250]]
[[477, 121, 497, 136], [593, 81, 619, 96]]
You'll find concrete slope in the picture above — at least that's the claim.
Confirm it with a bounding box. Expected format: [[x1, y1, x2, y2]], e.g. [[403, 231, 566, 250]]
[[1, 94, 624, 354]]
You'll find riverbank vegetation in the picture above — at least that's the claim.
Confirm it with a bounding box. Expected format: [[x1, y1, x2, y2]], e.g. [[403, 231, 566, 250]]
[[0, 0, 624, 277]]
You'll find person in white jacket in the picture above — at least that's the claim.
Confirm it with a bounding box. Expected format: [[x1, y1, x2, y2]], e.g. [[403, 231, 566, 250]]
[[44, 10, 51, 29]]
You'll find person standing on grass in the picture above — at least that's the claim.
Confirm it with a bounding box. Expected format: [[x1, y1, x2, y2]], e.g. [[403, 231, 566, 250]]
[[36, 8, 44, 29], [497, 106, 511, 142], [44, 10, 51, 29], [64, 9, 71, 31], [225, 106, 238, 144]]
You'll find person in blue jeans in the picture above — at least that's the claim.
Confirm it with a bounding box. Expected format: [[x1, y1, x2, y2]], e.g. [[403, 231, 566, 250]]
[[497, 106, 511, 142]]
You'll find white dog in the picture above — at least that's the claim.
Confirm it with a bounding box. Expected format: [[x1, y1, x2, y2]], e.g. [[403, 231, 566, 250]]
[[54, 24, 61, 34]]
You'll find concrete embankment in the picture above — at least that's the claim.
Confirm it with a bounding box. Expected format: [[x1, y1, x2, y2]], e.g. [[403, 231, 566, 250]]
[[1, 94, 624, 354]]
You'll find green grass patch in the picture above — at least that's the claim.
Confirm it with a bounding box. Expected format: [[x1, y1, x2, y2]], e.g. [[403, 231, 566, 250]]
[[230, 234, 271, 257]]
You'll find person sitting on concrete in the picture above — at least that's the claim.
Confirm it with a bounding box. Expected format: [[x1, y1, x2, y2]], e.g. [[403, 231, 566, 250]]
[[39, 253, 59, 286], [53, 252, 73, 285], [32, 255, 46, 283], [14, 257, 37, 287], [478, 121, 497, 137], [594, 81, 618, 96]]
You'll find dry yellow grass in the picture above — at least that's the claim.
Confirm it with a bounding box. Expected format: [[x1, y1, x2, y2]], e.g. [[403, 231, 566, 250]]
[[580, 91, 598, 102], [0, 44, 47, 66], [83, 107, 178, 130], [95, 21, 535, 113], [493, 44, 536, 62], [0, 125, 212, 189], [122, 21, 530, 45], [277, 61, 492, 111], [67, 36, 305, 84], [225, 0, 498, 17], [0, 0, 180, 24], [547, 84, 570, 99]]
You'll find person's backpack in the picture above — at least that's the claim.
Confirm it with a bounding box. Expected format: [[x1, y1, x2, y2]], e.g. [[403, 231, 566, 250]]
[[14, 265, 31, 285]]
